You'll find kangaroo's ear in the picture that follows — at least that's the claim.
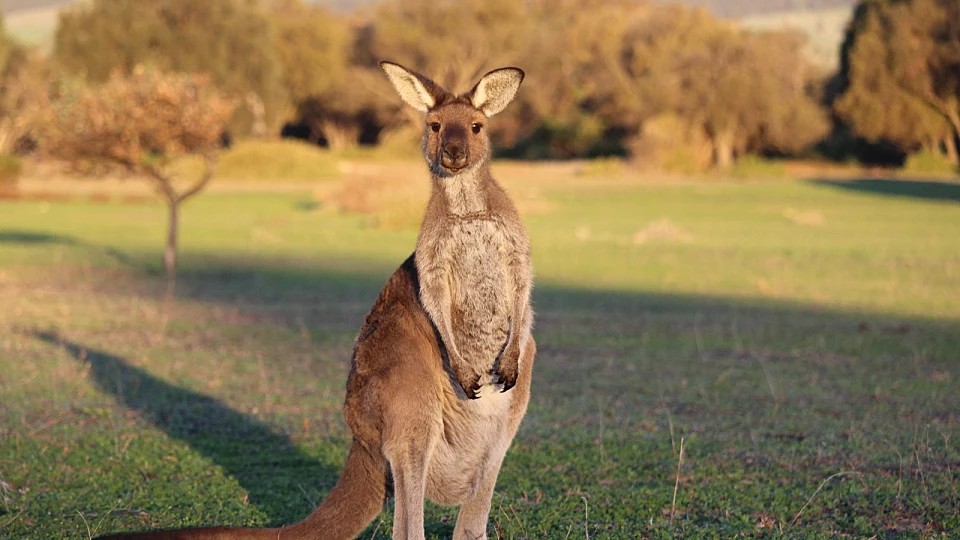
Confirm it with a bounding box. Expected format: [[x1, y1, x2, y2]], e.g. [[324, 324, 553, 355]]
[[467, 67, 525, 117], [380, 61, 447, 112]]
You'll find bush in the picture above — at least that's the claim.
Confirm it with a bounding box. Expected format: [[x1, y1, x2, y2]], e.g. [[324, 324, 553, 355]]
[[577, 157, 624, 177], [903, 150, 959, 177], [0, 154, 22, 195], [173, 139, 341, 182], [314, 172, 428, 230], [729, 155, 787, 179], [629, 114, 713, 174]]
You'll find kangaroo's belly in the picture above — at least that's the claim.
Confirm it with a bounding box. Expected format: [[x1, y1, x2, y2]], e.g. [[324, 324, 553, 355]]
[[425, 383, 514, 505], [448, 220, 513, 374]]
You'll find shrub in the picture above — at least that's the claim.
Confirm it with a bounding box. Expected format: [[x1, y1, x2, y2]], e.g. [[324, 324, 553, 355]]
[[729, 155, 787, 179], [315, 172, 428, 230], [903, 150, 959, 177], [578, 157, 624, 177], [173, 139, 341, 182], [629, 114, 713, 174], [0, 154, 22, 195]]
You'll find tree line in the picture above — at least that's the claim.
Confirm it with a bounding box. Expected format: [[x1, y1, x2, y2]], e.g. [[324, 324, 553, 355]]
[[1, 0, 959, 172]]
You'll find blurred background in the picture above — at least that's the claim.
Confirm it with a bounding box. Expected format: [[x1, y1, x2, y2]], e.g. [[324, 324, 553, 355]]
[[2, 0, 959, 174], [1, 1, 958, 538]]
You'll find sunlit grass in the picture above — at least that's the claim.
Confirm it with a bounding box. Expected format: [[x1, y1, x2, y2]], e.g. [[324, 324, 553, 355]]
[[1, 165, 959, 537]]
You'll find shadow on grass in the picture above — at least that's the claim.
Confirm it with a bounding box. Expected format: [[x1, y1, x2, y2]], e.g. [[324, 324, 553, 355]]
[[16, 252, 960, 537], [812, 177, 960, 203], [167, 254, 945, 329], [0, 228, 141, 268], [0, 229, 79, 245], [29, 329, 341, 526]]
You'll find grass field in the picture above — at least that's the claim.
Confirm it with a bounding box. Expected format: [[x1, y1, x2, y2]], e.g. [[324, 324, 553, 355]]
[[1, 161, 959, 538]]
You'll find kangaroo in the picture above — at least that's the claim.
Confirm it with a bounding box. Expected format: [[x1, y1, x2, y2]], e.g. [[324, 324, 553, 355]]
[[98, 61, 534, 540]]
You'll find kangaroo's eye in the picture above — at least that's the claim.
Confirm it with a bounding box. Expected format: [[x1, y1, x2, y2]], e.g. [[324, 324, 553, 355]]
[[430, 122, 441, 133], [471, 123, 483, 134]]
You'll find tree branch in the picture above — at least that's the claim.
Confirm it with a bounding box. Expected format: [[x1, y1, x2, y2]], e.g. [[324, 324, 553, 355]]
[[899, 84, 960, 139], [176, 153, 215, 204], [140, 162, 178, 204]]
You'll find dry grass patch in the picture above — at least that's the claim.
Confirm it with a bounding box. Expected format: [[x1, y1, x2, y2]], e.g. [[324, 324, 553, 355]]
[[315, 160, 556, 229], [634, 218, 693, 244]]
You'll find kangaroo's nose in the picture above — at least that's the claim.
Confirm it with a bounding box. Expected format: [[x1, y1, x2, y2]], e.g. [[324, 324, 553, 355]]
[[443, 144, 465, 162]]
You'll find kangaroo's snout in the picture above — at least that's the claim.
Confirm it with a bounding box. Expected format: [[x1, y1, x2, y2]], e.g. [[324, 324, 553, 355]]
[[441, 135, 467, 170]]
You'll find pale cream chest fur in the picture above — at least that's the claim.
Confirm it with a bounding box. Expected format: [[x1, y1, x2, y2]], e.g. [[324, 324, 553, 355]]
[[446, 218, 513, 379]]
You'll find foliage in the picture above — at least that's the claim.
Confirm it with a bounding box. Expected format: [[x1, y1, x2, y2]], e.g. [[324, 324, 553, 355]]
[[903, 149, 960, 176], [267, 0, 376, 149], [53, 0, 285, 137], [358, 0, 535, 149], [0, 153, 22, 195], [38, 67, 236, 281], [629, 113, 714, 173], [728, 154, 789, 178], [0, 13, 51, 155], [173, 140, 342, 183], [365, 0, 530, 94], [41, 68, 235, 175], [836, 0, 960, 166], [35, 0, 960, 170], [618, 10, 828, 168]]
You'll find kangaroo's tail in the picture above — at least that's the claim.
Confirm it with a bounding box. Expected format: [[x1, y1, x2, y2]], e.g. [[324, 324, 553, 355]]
[[97, 441, 389, 540]]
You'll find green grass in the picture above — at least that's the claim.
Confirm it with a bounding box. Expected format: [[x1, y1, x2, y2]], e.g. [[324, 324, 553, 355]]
[[1, 167, 959, 538]]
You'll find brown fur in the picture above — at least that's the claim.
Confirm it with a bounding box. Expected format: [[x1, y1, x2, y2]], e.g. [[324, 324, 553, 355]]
[[98, 62, 534, 540]]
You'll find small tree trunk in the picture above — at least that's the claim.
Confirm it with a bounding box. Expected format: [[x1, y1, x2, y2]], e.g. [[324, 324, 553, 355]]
[[946, 109, 960, 164], [149, 157, 214, 299], [0, 120, 14, 154], [946, 133, 959, 166], [164, 196, 179, 294], [321, 120, 360, 151], [246, 92, 267, 139], [713, 131, 735, 170]]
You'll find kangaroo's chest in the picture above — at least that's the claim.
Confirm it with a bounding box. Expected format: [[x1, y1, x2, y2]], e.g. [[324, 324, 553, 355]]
[[446, 220, 513, 367]]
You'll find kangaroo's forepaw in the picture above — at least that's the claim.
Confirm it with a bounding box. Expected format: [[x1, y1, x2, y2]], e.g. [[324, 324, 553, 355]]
[[461, 374, 483, 399], [495, 365, 518, 393]]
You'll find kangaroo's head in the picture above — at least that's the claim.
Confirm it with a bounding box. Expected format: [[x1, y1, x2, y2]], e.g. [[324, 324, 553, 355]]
[[380, 61, 524, 177]]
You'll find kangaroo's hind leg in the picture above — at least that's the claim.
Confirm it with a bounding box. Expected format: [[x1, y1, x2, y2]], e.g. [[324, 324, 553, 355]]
[[382, 378, 442, 540]]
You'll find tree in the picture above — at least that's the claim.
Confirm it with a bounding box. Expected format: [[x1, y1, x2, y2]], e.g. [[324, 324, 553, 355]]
[[40, 69, 236, 291], [266, 0, 367, 147], [0, 14, 50, 155], [512, 0, 646, 157], [53, 0, 285, 137], [360, 0, 534, 148], [268, 0, 351, 106], [604, 4, 828, 168], [836, 0, 960, 164]]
